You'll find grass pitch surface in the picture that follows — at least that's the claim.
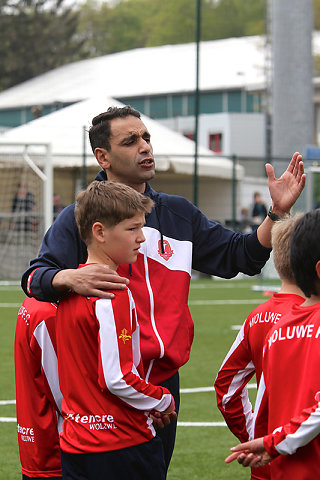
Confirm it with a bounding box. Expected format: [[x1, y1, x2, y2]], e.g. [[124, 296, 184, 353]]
[[0, 277, 277, 479]]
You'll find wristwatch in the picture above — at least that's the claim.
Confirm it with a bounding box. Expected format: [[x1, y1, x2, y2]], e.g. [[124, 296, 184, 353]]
[[267, 206, 286, 222]]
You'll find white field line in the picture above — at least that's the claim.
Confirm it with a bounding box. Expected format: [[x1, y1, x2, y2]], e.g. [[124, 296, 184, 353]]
[[0, 281, 20, 287], [178, 422, 226, 427], [1, 300, 261, 309], [0, 417, 227, 426], [189, 299, 261, 305], [0, 385, 257, 425], [180, 385, 257, 393], [0, 384, 258, 401], [190, 283, 257, 289], [0, 303, 21, 308]]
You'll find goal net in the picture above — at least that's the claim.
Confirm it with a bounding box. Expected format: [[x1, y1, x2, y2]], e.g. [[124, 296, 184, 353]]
[[0, 143, 53, 281]]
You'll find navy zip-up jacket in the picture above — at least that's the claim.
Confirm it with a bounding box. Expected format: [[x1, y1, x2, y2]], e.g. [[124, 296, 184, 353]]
[[22, 170, 271, 384]]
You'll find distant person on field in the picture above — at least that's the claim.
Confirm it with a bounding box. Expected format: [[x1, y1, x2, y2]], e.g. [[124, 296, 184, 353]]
[[53, 193, 65, 221], [215, 215, 305, 480], [251, 192, 268, 231], [15, 297, 62, 479], [239, 207, 252, 233], [12, 182, 36, 232], [56, 181, 175, 480], [225, 209, 320, 479]]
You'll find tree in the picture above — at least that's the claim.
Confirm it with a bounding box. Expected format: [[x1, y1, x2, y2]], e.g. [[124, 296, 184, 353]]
[[77, 0, 155, 56], [0, 0, 86, 90], [76, 0, 266, 57]]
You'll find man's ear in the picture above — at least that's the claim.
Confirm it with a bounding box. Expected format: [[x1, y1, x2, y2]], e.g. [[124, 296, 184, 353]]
[[95, 148, 110, 170], [316, 260, 320, 280]]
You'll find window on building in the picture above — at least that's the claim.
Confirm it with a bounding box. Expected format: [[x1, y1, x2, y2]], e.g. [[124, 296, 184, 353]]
[[172, 95, 183, 116], [227, 91, 242, 112], [149, 96, 168, 118], [200, 92, 223, 113], [116, 97, 146, 115], [209, 133, 223, 153]]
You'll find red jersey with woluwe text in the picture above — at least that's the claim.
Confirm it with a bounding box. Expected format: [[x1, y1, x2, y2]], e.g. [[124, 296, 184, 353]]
[[56, 275, 172, 454], [14, 297, 62, 478], [256, 302, 320, 480], [214, 293, 304, 480]]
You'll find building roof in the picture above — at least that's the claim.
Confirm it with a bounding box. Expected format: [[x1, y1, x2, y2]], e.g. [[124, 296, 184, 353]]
[[1, 33, 320, 111], [0, 96, 243, 179], [0, 36, 270, 109]]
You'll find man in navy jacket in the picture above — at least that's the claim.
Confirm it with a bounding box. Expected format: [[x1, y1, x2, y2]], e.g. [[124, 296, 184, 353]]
[[21, 106, 306, 472]]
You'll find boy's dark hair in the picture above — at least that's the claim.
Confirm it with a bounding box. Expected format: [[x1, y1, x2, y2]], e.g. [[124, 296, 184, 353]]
[[74, 180, 153, 245], [290, 209, 320, 297], [89, 105, 141, 153]]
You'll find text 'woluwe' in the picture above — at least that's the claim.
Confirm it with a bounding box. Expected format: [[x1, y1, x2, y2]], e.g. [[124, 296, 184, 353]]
[[249, 311, 282, 328], [268, 324, 320, 349]]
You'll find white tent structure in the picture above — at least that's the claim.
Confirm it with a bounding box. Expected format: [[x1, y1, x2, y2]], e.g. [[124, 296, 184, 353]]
[[0, 96, 243, 221]]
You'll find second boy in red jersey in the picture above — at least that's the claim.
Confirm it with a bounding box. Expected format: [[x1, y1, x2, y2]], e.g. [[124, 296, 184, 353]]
[[225, 209, 320, 479], [215, 215, 304, 480]]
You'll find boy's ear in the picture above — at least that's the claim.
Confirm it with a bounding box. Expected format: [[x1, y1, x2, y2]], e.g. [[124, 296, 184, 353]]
[[92, 222, 106, 243], [95, 148, 111, 170]]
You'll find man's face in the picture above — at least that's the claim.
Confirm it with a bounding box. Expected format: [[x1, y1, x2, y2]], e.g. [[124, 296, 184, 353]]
[[99, 116, 155, 193]]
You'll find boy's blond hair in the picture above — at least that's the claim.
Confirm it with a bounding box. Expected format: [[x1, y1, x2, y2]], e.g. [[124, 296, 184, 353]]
[[75, 181, 154, 245], [271, 214, 302, 282]]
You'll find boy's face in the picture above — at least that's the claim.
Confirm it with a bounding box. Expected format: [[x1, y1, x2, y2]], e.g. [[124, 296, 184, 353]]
[[103, 212, 146, 267]]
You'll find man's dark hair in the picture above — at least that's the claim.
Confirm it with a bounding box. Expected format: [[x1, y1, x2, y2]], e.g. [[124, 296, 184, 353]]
[[89, 105, 141, 153], [290, 209, 320, 297]]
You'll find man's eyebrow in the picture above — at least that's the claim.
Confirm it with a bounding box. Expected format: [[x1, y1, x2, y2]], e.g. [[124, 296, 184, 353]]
[[120, 133, 138, 143], [120, 131, 150, 143]]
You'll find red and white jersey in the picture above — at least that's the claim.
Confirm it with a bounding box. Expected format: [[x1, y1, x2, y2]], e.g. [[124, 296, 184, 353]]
[[254, 302, 320, 480], [56, 269, 172, 454], [214, 293, 304, 480], [215, 293, 304, 440], [14, 296, 62, 478]]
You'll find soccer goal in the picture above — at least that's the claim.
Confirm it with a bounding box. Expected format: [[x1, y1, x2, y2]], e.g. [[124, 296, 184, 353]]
[[0, 143, 53, 281]]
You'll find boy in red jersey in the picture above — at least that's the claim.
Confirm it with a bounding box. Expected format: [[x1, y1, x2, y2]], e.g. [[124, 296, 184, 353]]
[[225, 209, 320, 479], [56, 181, 175, 480], [14, 296, 62, 479], [214, 215, 305, 480]]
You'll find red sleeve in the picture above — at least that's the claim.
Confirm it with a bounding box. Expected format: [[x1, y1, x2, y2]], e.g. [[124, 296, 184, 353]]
[[214, 321, 255, 442], [264, 396, 320, 457]]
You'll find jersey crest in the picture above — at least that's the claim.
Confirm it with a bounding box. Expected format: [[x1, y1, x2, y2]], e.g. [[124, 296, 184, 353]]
[[119, 328, 131, 344], [158, 239, 174, 261]]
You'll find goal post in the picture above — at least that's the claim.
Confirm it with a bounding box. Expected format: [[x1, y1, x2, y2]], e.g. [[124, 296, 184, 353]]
[[0, 142, 53, 281]]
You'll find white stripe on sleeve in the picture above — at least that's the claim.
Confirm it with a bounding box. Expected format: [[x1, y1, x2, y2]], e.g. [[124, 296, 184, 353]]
[[33, 321, 62, 412]]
